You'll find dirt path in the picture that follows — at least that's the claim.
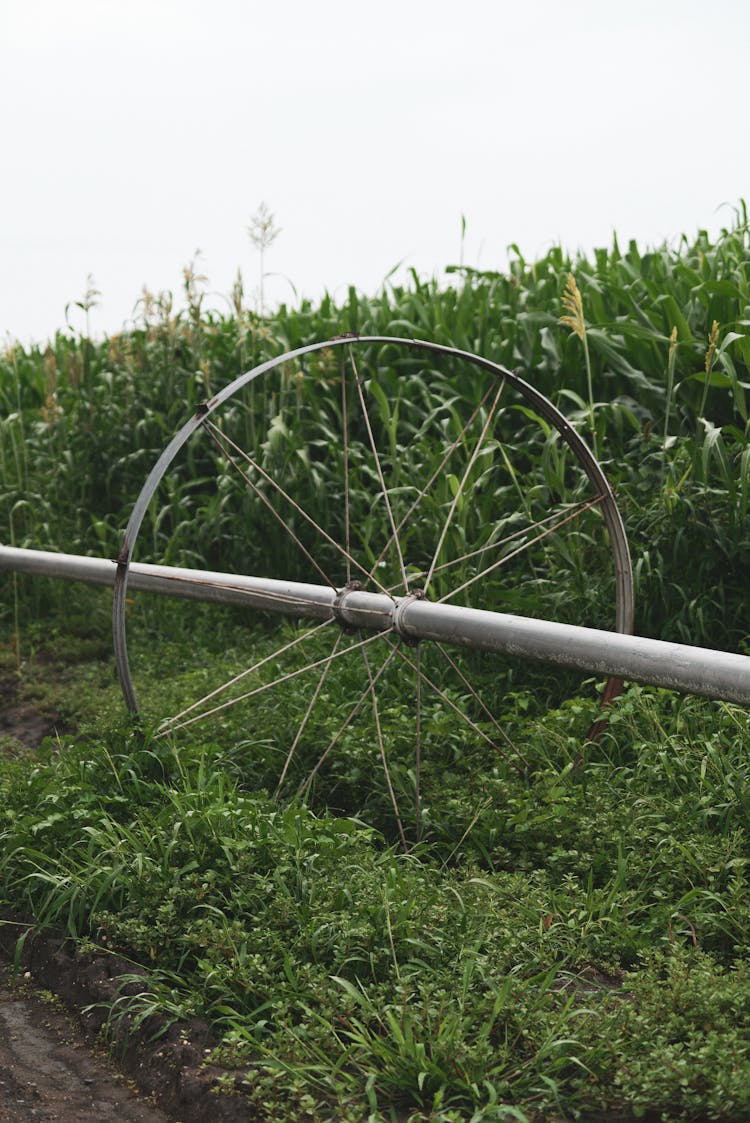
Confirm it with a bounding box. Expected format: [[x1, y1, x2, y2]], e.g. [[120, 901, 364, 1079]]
[[0, 965, 172, 1123]]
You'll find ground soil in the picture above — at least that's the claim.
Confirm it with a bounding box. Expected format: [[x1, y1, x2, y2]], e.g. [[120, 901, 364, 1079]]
[[0, 666, 67, 756], [0, 963, 171, 1123], [0, 656, 256, 1123]]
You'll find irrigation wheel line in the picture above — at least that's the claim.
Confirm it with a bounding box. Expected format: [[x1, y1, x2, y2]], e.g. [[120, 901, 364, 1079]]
[[112, 334, 635, 800]]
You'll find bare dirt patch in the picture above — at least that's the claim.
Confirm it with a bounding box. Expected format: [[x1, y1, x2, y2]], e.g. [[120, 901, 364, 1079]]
[[0, 667, 66, 755], [0, 924, 256, 1123], [0, 963, 171, 1123]]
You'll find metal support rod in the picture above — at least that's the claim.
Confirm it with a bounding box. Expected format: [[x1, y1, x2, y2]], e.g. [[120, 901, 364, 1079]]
[[2, 544, 750, 705]]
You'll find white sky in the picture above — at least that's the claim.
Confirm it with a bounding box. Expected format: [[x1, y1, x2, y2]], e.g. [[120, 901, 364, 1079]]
[[1, 0, 748, 346]]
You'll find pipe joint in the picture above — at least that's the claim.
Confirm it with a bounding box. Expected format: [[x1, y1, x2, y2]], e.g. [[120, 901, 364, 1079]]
[[392, 589, 427, 646], [332, 581, 363, 632]]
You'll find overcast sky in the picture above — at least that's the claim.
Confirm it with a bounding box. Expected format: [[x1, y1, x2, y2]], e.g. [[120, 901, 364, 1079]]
[[1, 0, 748, 346]]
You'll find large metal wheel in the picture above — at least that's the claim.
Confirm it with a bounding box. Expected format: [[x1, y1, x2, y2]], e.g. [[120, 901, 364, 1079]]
[[113, 336, 633, 836]]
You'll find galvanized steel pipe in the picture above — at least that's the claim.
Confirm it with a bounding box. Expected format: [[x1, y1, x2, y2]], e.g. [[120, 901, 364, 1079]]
[[0, 545, 337, 619], [2, 544, 749, 705]]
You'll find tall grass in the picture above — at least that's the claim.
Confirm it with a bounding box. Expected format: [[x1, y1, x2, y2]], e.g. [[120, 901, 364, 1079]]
[[2, 205, 749, 648]]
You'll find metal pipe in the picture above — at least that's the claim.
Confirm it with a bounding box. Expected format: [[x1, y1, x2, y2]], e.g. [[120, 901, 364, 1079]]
[[395, 600, 750, 706], [2, 544, 749, 705], [0, 545, 337, 619]]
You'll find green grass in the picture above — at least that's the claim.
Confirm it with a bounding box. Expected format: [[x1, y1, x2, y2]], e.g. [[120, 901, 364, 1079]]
[[3, 616, 750, 1120]]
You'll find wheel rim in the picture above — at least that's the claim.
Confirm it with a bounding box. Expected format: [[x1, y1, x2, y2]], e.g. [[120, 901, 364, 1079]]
[[113, 335, 634, 834]]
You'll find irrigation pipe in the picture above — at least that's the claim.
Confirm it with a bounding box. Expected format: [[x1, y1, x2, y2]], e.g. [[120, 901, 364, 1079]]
[[2, 544, 749, 706]]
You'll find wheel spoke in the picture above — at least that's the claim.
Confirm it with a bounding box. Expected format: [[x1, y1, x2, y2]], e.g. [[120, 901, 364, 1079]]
[[348, 343, 409, 593], [341, 350, 352, 585], [496, 439, 534, 522], [415, 644, 422, 842], [159, 626, 384, 736], [204, 420, 335, 590], [385, 637, 526, 776], [422, 377, 506, 596], [158, 618, 335, 735], [434, 642, 525, 765], [384, 500, 594, 593], [366, 384, 496, 584], [437, 493, 605, 604], [204, 418, 393, 596], [362, 647, 407, 848], [274, 629, 344, 797], [297, 640, 400, 798]]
